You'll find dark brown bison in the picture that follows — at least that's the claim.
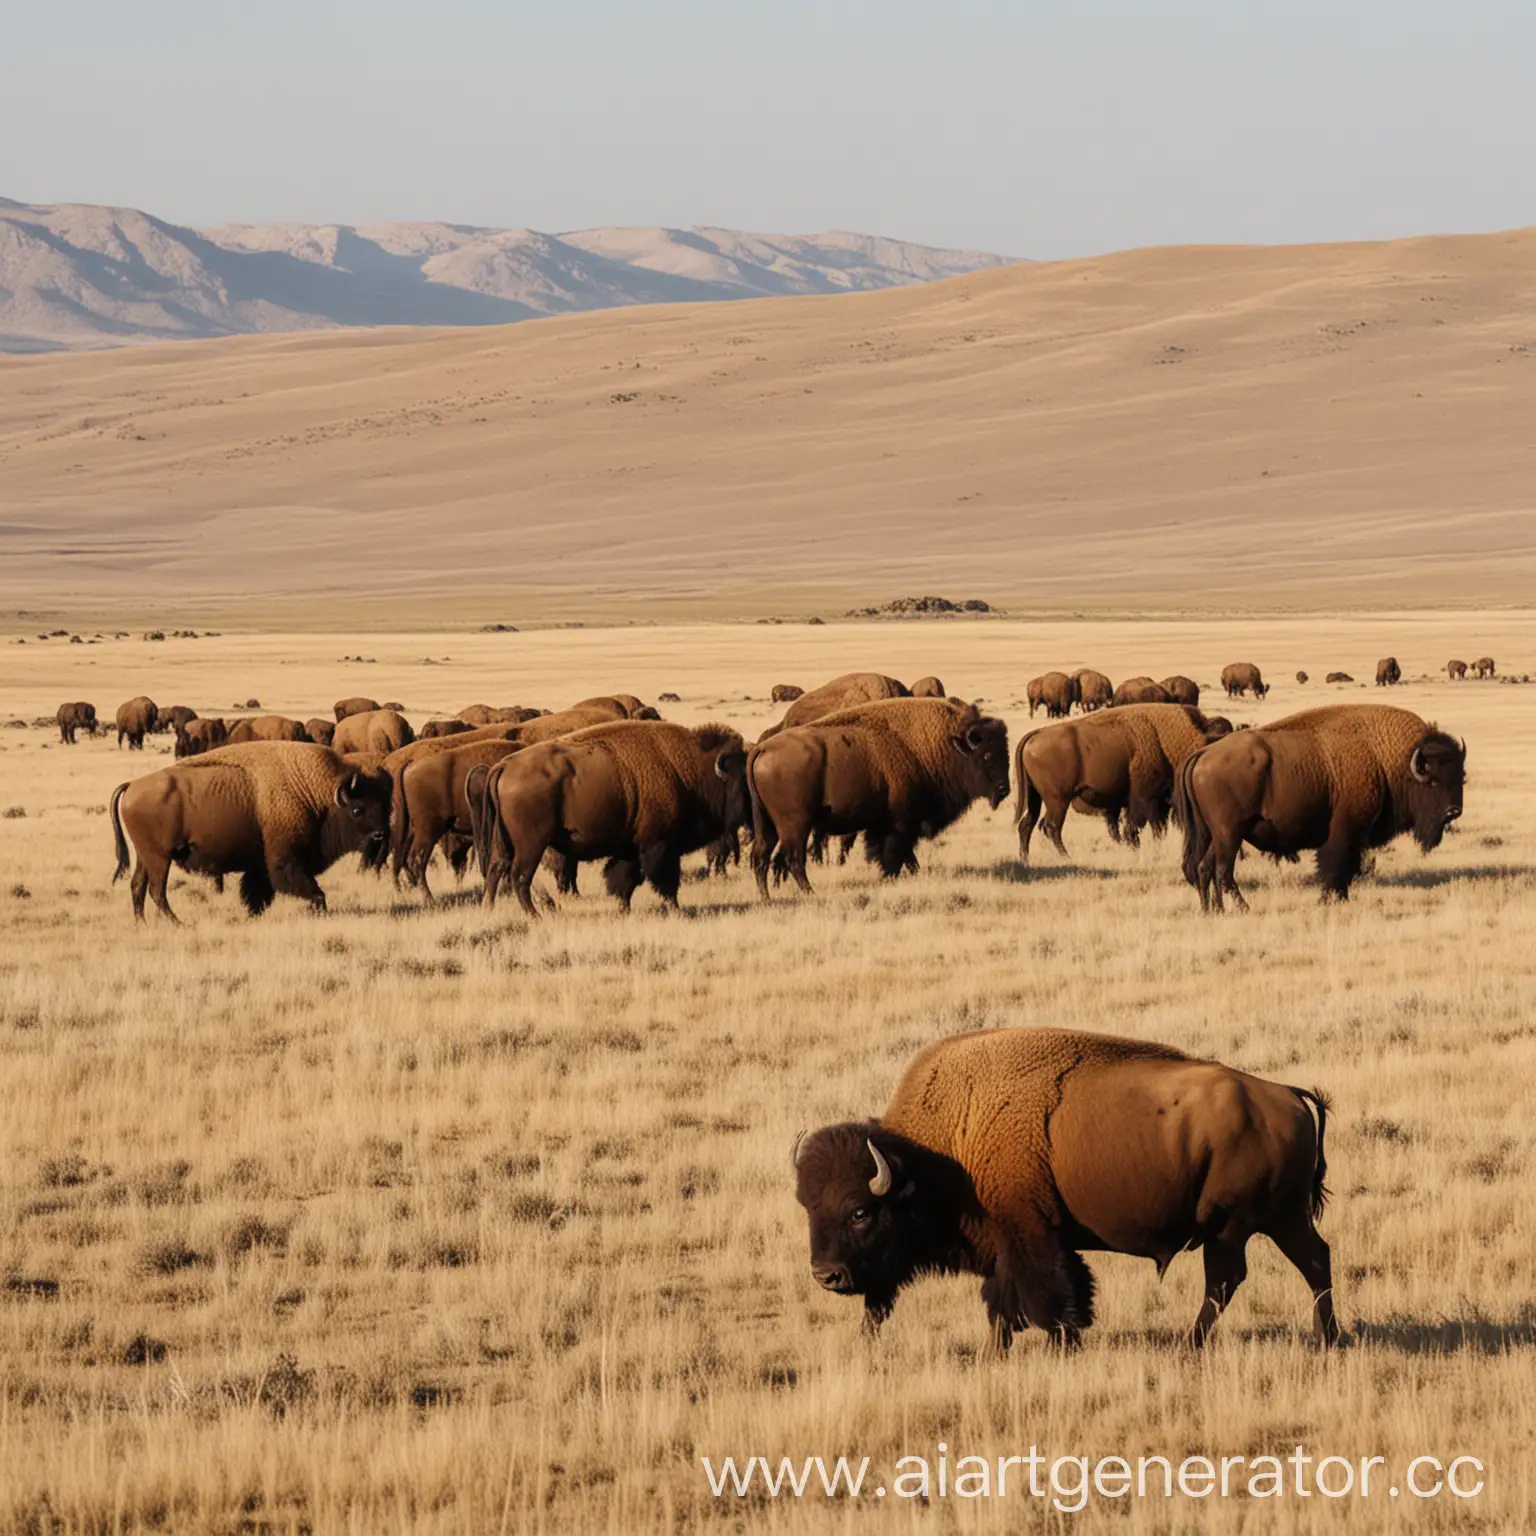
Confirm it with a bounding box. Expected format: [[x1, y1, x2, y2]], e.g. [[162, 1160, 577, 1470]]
[[1071, 670, 1113, 713], [747, 699, 1009, 897], [304, 718, 336, 747], [1220, 663, 1268, 699], [1375, 657, 1401, 687], [115, 696, 159, 750], [1027, 671, 1078, 719], [1473, 656, 1495, 679], [1160, 675, 1200, 707], [796, 1027, 1337, 1349], [56, 701, 97, 745], [1326, 672, 1353, 684], [334, 696, 382, 722], [771, 683, 805, 704], [175, 717, 228, 758], [395, 739, 527, 896], [756, 673, 909, 742], [226, 715, 311, 745], [473, 722, 747, 913], [421, 719, 474, 740], [161, 705, 198, 735], [110, 744, 392, 920], [910, 676, 947, 699], [331, 708, 414, 756], [1446, 660, 1468, 681], [1111, 677, 1172, 707], [1175, 704, 1465, 909], [1014, 705, 1226, 862], [1296, 671, 1310, 685]]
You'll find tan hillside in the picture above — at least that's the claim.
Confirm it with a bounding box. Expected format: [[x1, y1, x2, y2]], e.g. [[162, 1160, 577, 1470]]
[[1, 228, 1534, 627]]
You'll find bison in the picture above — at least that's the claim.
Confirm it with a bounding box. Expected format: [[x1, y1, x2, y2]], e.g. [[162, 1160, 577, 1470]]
[[115, 696, 159, 750], [161, 705, 198, 735], [571, 694, 661, 721], [395, 739, 525, 896], [1296, 671, 1310, 685], [1160, 675, 1200, 707], [1071, 670, 1113, 713], [1326, 672, 1353, 684], [110, 743, 392, 920], [1027, 672, 1078, 719], [332, 708, 415, 756], [1111, 677, 1172, 707], [1446, 659, 1468, 681], [304, 718, 336, 747], [334, 696, 382, 722], [771, 684, 805, 704], [756, 673, 909, 742], [1473, 656, 1495, 679], [56, 701, 97, 745], [1175, 704, 1465, 909], [175, 717, 228, 758], [421, 719, 474, 740], [1375, 657, 1401, 688], [796, 1026, 1337, 1350], [472, 721, 747, 913], [1220, 663, 1268, 699], [226, 715, 310, 745], [1013, 704, 1227, 862], [747, 698, 1009, 897], [910, 676, 947, 699]]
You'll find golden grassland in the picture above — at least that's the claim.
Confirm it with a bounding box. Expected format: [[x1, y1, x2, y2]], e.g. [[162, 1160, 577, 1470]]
[[1, 616, 1534, 1533]]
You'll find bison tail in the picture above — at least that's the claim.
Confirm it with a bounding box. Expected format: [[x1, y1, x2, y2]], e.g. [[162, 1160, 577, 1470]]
[[1173, 749, 1208, 888], [1293, 1086, 1332, 1222], [746, 747, 775, 853], [467, 762, 496, 878], [391, 761, 413, 881], [1011, 728, 1042, 828], [109, 781, 131, 884]]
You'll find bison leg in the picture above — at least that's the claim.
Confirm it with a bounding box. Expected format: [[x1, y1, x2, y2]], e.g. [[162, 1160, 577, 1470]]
[[1040, 795, 1070, 860], [1266, 1215, 1340, 1347], [640, 842, 683, 910], [837, 833, 856, 866], [985, 1217, 1095, 1348], [1189, 1236, 1249, 1346], [129, 860, 151, 922], [238, 867, 275, 916], [1201, 829, 1248, 913], [604, 857, 642, 910], [1017, 778, 1042, 863], [270, 860, 326, 914], [1315, 825, 1363, 901], [444, 833, 474, 882]]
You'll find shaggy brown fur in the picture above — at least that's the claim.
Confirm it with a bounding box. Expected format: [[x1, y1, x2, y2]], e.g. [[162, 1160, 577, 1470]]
[[1071, 669, 1113, 713], [332, 709, 415, 757], [1375, 657, 1402, 687], [1175, 704, 1466, 909], [395, 740, 526, 896], [110, 744, 392, 921], [175, 718, 228, 759], [1111, 677, 1172, 707], [304, 718, 336, 747], [474, 722, 747, 914], [421, 719, 474, 739], [56, 701, 97, 745], [1326, 672, 1353, 684], [747, 699, 1009, 898], [571, 694, 661, 721], [333, 697, 382, 722], [771, 683, 805, 704], [1220, 662, 1268, 699], [161, 705, 198, 736], [1160, 675, 1200, 707], [910, 676, 947, 699], [1028, 672, 1078, 719], [795, 1026, 1337, 1349], [756, 673, 910, 742], [226, 716, 310, 745], [115, 696, 159, 750], [1474, 656, 1495, 678]]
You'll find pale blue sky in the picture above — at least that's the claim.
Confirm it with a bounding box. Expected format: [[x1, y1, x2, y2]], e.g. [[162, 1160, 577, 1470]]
[[3, 0, 1532, 257]]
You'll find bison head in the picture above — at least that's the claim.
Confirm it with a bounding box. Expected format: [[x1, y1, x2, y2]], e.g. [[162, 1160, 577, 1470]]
[[335, 768, 393, 857], [1203, 715, 1234, 739], [952, 715, 1010, 809], [1403, 732, 1466, 850]]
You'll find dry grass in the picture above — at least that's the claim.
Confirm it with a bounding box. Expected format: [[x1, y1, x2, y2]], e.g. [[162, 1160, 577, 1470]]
[[2, 617, 1534, 1533]]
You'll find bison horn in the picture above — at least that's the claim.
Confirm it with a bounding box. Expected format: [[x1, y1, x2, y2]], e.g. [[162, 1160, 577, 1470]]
[[1409, 746, 1429, 783], [1459, 737, 1467, 761], [866, 1139, 893, 1197], [791, 1131, 808, 1168]]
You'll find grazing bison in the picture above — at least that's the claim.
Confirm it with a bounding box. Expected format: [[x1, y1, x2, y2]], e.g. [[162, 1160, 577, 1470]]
[[1160, 675, 1200, 707], [456, 704, 497, 726], [756, 673, 910, 742], [161, 705, 198, 735], [1375, 657, 1401, 688], [747, 698, 1009, 897], [304, 718, 336, 747], [571, 694, 661, 721], [771, 683, 805, 704], [226, 715, 310, 745], [110, 743, 392, 920], [1072, 670, 1113, 713], [421, 719, 474, 740], [1220, 663, 1268, 699], [1175, 704, 1466, 910], [1111, 677, 1172, 707], [1027, 672, 1078, 719], [115, 696, 159, 750], [334, 696, 381, 722], [1473, 657, 1495, 679], [1014, 704, 1226, 862], [175, 717, 228, 758], [1326, 672, 1353, 684], [458, 704, 541, 726], [396, 739, 525, 896], [1296, 671, 1309, 685], [332, 708, 415, 756], [1446, 659, 1467, 681], [473, 721, 747, 913], [796, 1027, 1337, 1349], [910, 676, 947, 699], [56, 701, 97, 745]]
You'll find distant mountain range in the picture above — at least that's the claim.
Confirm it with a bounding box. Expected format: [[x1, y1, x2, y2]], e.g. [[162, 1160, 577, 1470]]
[[0, 198, 1018, 352]]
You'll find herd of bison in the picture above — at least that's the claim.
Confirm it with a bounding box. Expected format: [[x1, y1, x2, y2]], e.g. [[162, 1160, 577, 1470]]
[[43, 653, 1490, 924], [32, 653, 1512, 1348]]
